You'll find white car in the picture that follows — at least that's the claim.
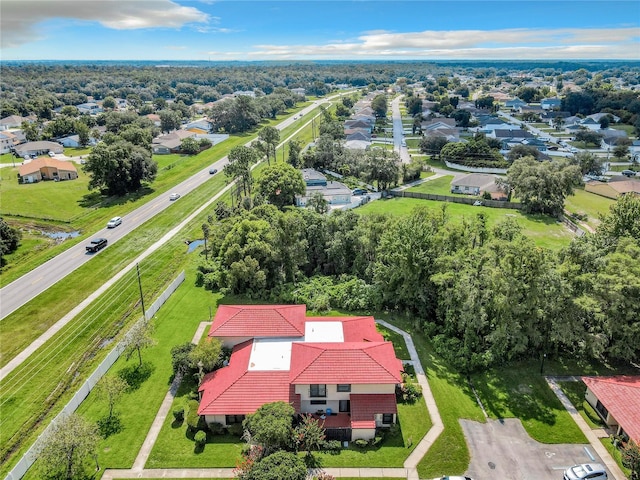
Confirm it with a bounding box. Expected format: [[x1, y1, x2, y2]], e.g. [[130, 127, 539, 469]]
[[169, 193, 181, 201], [563, 463, 607, 480], [106, 216, 122, 228]]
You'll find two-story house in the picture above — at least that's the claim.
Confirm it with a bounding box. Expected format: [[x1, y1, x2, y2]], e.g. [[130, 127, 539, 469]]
[[198, 304, 403, 441]]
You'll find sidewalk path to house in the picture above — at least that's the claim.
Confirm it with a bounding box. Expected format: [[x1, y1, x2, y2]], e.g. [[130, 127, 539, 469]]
[[546, 376, 627, 480], [376, 319, 444, 479], [102, 320, 443, 480]]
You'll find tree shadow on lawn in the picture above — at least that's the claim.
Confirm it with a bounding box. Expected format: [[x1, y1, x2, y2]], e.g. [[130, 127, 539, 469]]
[[118, 361, 154, 391], [77, 186, 156, 209], [470, 361, 558, 427]]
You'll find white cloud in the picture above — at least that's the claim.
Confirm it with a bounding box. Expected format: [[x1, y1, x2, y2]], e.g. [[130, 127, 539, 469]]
[[247, 27, 640, 59], [1, 0, 209, 48]]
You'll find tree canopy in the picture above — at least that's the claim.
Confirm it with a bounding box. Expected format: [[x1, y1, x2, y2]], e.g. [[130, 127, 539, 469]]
[[506, 156, 581, 216], [256, 163, 305, 209]]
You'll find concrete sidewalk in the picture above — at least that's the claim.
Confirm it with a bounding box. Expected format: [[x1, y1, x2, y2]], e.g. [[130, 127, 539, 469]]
[[376, 319, 444, 479], [546, 376, 627, 480]]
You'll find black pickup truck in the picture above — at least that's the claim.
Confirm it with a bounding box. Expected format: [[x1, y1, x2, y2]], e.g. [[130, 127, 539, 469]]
[[86, 238, 108, 253]]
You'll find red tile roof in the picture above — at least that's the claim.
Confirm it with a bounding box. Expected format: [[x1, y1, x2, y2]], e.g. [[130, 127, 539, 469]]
[[307, 316, 383, 342], [582, 376, 640, 443], [198, 340, 297, 415], [289, 342, 402, 385], [350, 394, 397, 429], [208, 304, 306, 339]]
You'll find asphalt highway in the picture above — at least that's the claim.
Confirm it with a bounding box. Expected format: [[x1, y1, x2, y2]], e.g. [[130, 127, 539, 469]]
[[0, 99, 330, 320]]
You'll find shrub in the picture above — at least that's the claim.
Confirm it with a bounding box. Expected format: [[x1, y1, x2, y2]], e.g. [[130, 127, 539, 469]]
[[194, 430, 207, 446], [322, 440, 342, 452], [186, 399, 206, 431], [172, 407, 184, 422], [208, 422, 224, 435], [400, 381, 423, 403], [354, 438, 369, 448], [371, 435, 384, 446], [227, 423, 244, 437]]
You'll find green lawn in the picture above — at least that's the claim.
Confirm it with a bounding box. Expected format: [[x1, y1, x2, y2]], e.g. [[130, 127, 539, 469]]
[[0, 164, 93, 221], [419, 171, 436, 180], [557, 381, 606, 430], [564, 188, 615, 230], [21, 264, 220, 479], [471, 363, 587, 444], [358, 197, 575, 250], [406, 175, 455, 196], [377, 325, 411, 361]]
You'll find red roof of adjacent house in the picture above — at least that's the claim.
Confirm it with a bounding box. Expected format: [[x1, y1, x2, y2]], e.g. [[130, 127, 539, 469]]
[[582, 376, 640, 443], [18, 157, 77, 176], [350, 394, 398, 429], [289, 342, 402, 385], [198, 340, 300, 415], [208, 304, 306, 338], [306, 316, 383, 342]]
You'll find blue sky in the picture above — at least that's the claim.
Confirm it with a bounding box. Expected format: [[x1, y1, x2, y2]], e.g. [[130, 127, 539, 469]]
[[1, 0, 639, 60]]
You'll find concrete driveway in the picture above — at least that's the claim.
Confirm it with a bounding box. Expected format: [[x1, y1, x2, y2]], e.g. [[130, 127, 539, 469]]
[[461, 418, 611, 480]]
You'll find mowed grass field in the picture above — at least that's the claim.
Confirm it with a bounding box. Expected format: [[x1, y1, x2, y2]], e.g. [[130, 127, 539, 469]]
[[358, 197, 575, 250], [564, 188, 615, 230], [406, 175, 455, 196], [0, 161, 93, 221]]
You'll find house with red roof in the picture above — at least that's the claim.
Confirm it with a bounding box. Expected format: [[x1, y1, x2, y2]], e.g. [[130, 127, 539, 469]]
[[582, 376, 640, 444], [199, 305, 403, 441]]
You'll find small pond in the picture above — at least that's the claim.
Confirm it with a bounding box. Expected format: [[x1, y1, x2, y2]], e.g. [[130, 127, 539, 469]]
[[187, 239, 204, 253]]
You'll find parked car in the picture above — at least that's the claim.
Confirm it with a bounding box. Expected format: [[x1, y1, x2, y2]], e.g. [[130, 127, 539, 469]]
[[621, 169, 637, 177], [48, 151, 56, 157], [106, 216, 122, 228], [209, 168, 218, 174], [352, 188, 367, 195], [563, 463, 607, 480], [169, 193, 181, 201], [86, 238, 108, 253]]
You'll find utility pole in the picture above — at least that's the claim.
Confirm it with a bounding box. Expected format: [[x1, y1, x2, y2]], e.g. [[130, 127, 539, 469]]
[[136, 263, 146, 320]]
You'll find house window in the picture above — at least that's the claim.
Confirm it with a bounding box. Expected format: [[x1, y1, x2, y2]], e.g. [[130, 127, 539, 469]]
[[225, 414, 245, 425], [382, 413, 394, 424], [595, 400, 609, 420], [337, 384, 351, 392], [310, 384, 326, 397], [339, 400, 350, 413], [310, 400, 326, 405]]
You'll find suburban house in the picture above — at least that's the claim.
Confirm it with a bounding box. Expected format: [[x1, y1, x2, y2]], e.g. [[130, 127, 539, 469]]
[[540, 98, 562, 110], [489, 129, 535, 141], [198, 304, 403, 441], [295, 169, 352, 207], [0, 115, 32, 130], [14, 141, 64, 158], [0, 131, 20, 154], [290, 87, 306, 96], [17, 157, 78, 183], [76, 102, 102, 115], [585, 177, 640, 199], [152, 129, 196, 154], [450, 173, 506, 199], [57, 133, 98, 148], [582, 376, 640, 444], [600, 129, 629, 149], [504, 98, 528, 110]]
